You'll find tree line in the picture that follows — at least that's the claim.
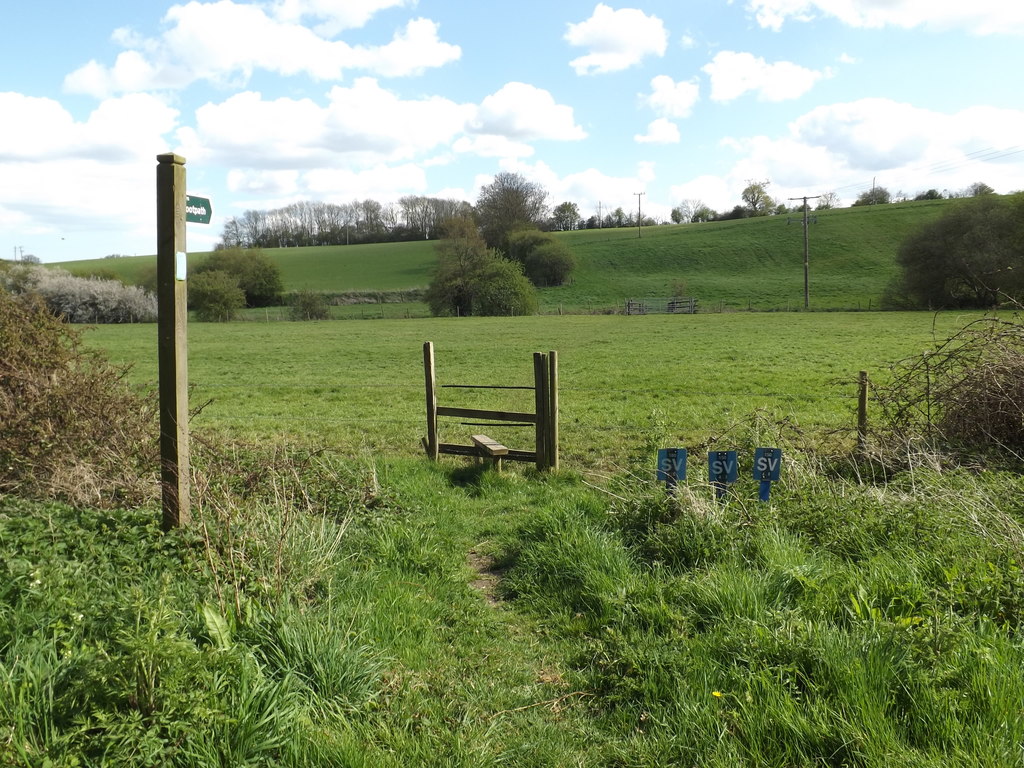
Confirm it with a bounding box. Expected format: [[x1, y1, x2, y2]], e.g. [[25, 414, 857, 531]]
[[217, 193, 671, 250], [218, 197, 473, 249]]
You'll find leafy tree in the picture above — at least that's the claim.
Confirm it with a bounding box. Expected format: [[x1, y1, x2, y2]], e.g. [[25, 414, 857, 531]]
[[194, 248, 283, 307], [607, 207, 626, 228], [969, 181, 995, 197], [670, 207, 685, 224], [914, 189, 943, 201], [889, 193, 1024, 308], [550, 201, 580, 231], [816, 191, 840, 210], [506, 230, 576, 287], [741, 180, 775, 216], [853, 186, 891, 206], [189, 270, 246, 321], [475, 172, 549, 252], [425, 217, 537, 317], [691, 204, 716, 223]]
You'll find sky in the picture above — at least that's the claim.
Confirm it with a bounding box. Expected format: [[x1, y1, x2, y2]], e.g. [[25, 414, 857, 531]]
[[2, 0, 1023, 263]]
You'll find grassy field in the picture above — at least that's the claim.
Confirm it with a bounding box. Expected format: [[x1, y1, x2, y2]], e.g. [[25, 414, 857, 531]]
[[54, 198, 954, 314], [5, 309, 1024, 766], [87, 310, 984, 470]]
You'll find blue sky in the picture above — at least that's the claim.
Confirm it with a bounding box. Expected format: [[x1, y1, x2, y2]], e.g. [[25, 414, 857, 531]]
[[3, 0, 1023, 262]]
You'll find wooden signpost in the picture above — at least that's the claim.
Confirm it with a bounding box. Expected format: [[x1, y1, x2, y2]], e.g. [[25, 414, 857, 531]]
[[156, 153, 213, 529]]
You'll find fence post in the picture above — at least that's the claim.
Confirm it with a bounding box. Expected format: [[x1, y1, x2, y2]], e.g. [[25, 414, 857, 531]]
[[548, 350, 559, 471], [534, 352, 549, 470], [156, 153, 190, 530], [423, 341, 439, 460], [857, 370, 869, 452]]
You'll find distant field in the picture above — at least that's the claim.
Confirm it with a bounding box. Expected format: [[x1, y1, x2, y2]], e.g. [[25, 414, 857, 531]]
[[85, 310, 983, 470], [56, 198, 954, 313]]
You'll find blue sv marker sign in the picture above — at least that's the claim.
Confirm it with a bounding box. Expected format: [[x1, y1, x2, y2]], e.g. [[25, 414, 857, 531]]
[[708, 450, 738, 499], [657, 448, 687, 489], [753, 448, 782, 481], [753, 447, 783, 501]]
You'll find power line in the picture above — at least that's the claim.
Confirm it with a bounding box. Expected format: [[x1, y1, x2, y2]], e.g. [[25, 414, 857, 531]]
[[829, 145, 1024, 196]]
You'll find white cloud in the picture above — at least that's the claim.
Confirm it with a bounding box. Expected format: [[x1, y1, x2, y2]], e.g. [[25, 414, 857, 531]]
[[470, 82, 587, 142], [345, 18, 463, 77], [635, 118, 680, 144], [64, 2, 460, 97], [668, 174, 733, 213], [271, 0, 413, 36], [0, 92, 177, 162], [703, 51, 826, 102], [453, 135, 535, 159], [565, 4, 668, 75], [226, 169, 301, 195], [190, 79, 473, 168], [303, 163, 429, 201], [707, 99, 1024, 209], [644, 75, 699, 118], [0, 93, 180, 248], [746, 0, 1024, 34], [189, 78, 585, 174]]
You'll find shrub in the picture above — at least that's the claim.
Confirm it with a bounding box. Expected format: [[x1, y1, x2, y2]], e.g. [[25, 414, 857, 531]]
[[189, 270, 246, 322], [506, 229, 576, 287], [0, 289, 156, 505], [194, 248, 283, 307], [0, 264, 157, 323], [889, 193, 1024, 308], [289, 290, 331, 321], [524, 241, 575, 286], [875, 316, 1024, 462]]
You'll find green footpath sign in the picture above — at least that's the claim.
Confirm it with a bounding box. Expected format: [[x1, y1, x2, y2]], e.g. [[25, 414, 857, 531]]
[[185, 195, 212, 224]]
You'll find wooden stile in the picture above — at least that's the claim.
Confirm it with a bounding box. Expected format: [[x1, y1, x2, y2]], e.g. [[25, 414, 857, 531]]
[[423, 343, 558, 471]]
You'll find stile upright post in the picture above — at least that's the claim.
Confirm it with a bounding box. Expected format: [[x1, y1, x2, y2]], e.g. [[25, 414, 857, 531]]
[[424, 341, 439, 460], [156, 153, 191, 529], [547, 350, 559, 471], [534, 352, 549, 470]]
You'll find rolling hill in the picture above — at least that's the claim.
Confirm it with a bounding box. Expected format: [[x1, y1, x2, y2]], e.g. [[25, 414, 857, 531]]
[[53, 198, 954, 312]]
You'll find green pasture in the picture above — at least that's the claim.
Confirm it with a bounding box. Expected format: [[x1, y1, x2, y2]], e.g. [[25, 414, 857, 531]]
[[55, 198, 954, 313], [7, 307, 1023, 766], [87, 310, 983, 470]]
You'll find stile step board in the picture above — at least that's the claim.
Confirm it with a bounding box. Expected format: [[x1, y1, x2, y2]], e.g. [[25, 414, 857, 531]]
[[471, 434, 509, 457]]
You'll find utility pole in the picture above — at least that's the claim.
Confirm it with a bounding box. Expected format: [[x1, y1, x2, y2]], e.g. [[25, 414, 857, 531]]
[[634, 192, 645, 239], [788, 195, 821, 309], [597, 201, 603, 228]]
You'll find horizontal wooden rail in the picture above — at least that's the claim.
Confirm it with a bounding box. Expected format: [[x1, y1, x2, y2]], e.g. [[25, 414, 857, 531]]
[[441, 384, 536, 390], [436, 406, 539, 423]]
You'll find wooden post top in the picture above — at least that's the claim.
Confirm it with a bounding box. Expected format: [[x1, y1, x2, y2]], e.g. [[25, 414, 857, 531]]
[[157, 153, 186, 165]]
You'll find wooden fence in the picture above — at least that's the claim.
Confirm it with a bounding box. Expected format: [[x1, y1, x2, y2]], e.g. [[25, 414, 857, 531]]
[[625, 296, 698, 315], [422, 341, 558, 471]]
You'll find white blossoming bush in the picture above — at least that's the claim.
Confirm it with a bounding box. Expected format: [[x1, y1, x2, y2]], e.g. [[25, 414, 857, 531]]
[[0, 264, 157, 323]]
